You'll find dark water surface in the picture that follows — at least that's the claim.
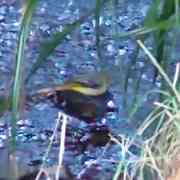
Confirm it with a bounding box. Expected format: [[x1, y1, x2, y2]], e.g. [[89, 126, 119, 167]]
[[0, 0, 157, 179]]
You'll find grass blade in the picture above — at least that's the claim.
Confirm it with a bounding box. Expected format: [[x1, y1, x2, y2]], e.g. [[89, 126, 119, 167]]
[[11, 0, 37, 152]]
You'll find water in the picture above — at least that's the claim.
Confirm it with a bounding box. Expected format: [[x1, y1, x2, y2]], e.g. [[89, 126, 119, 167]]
[[0, 0, 160, 179]]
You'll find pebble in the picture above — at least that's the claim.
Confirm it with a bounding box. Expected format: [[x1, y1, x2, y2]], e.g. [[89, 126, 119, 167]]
[[39, 133, 47, 141], [106, 44, 116, 56], [0, 6, 7, 15], [0, 15, 5, 22], [39, 24, 50, 33], [0, 121, 6, 128], [5, 40, 13, 47], [155, 81, 161, 88], [59, 69, 67, 76], [31, 135, 40, 141], [118, 48, 126, 56], [17, 119, 32, 127], [142, 74, 148, 80], [17, 134, 27, 142], [0, 134, 7, 140], [0, 139, 5, 148], [104, 18, 112, 26]]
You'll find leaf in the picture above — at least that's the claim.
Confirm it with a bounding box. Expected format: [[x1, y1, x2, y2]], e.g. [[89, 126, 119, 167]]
[[11, 0, 37, 151]]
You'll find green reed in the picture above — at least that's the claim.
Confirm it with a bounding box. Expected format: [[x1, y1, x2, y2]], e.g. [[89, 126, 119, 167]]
[[11, 0, 37, 152]]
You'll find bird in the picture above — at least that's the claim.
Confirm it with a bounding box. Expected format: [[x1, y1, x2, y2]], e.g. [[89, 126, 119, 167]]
[[36, 71, 115, 123]]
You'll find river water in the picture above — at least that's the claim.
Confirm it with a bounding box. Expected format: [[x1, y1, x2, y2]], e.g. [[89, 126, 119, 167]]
[[0, 0, 161, 179]]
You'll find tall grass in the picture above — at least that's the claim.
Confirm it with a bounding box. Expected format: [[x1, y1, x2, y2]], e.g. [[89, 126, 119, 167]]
[[113, 42, 180, 179], [145, 0, 179, 82], [110, 0, 180, 121]]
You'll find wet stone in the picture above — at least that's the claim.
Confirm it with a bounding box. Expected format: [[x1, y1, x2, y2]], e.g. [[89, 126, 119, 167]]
[[142, 74, 148, 80], [0, 121, 7, 128], [39, 24, 50, 33], [155, 81, 162, 88], [3, 22, 20, 33], [31, 134, 42, 142], [17, 119, 33, 127], [0, 6, 7, 15], [38, 133, 47, 142], [19, 126, 28, 131], [104, 17, 112, 27], [107, 44, 116, 54], [59, 69, 68, 76], [4, 32, 17, 40], [0, 139, 5, 149], [0, 127, 5, 133], [0, 15, 5, 22], [0, 134, 7, 140], [118, 48, 126, 56], [17, 134, 28, 142], [4, 39, 13, 47]]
